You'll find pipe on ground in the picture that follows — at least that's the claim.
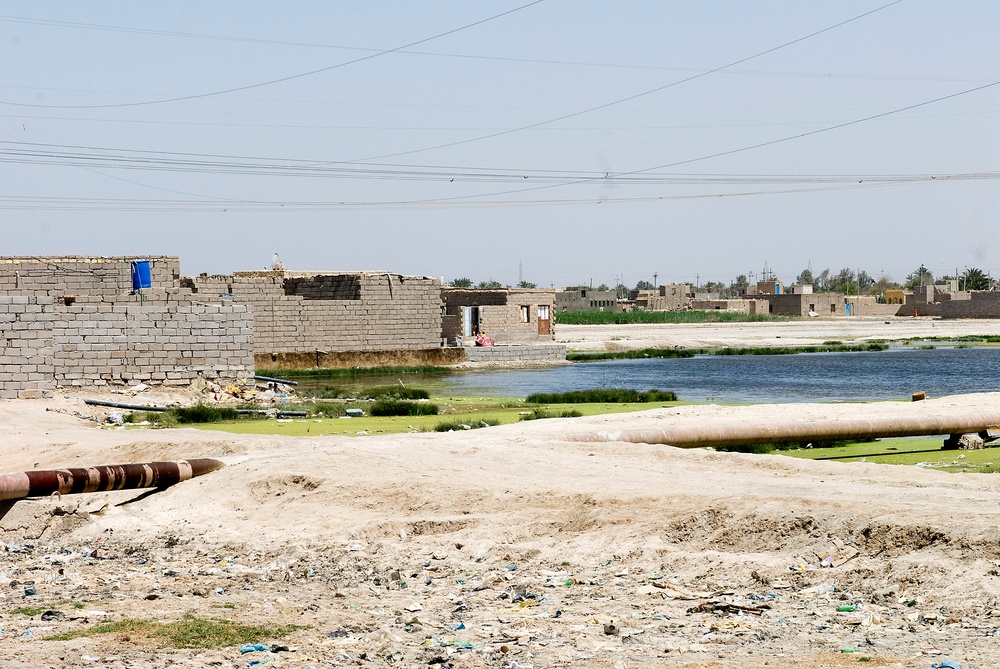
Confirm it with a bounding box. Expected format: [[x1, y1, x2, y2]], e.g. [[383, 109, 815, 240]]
[[566, 412, 1000, 449], [0, 459, 224, 502]]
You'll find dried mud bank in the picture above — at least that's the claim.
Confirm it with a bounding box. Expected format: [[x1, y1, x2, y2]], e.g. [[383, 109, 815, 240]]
[[556, 317, 1000, 351], [2, 393, 1000, 668]]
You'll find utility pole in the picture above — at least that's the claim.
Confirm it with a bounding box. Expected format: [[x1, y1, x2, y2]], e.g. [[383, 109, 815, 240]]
[[653, 272, 658, 287]]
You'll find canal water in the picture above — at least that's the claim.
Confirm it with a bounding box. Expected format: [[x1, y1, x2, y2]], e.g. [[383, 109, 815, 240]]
[[438, 347, 1000, 403]]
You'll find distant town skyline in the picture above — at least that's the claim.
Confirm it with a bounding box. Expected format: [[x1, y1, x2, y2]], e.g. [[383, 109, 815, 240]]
[[2, 2, 997, 287]]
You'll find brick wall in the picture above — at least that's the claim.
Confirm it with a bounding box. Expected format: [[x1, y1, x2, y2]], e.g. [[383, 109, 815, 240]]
[[0, 295, 253, 398]]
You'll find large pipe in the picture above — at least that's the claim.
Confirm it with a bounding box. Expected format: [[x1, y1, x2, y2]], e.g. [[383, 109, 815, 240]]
[[253, 375, 299, 386], [566, 412, 1000, 449], [0, 459, 224, 502]]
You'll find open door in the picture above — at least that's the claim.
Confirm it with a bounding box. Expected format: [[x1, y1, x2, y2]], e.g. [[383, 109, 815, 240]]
[[537, 304, 550, 335]]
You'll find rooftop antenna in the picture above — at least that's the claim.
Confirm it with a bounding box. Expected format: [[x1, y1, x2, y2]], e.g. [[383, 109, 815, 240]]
[[518, 259, 523, 286]]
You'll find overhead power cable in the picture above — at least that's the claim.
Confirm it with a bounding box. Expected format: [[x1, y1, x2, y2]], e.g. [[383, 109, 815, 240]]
[[412, 79, 1000, 204], [343, 0, 905, 162], [2, 138, 995, 186], [0, 1, 545, 109], [0, 173, 980, 213], [0, 12, 988, 84]]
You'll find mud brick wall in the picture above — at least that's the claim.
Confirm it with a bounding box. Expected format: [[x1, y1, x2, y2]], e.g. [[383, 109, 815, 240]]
[[0, 256, 180, 297], [187, 271, 442, 355], [0, 295, 253, 398]]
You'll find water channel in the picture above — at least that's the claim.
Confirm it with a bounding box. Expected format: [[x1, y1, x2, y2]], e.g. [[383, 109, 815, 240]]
[[438, 347, 1000, 403]]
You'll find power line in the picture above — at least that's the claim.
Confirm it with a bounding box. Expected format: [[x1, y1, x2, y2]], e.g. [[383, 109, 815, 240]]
[[3, 138, 995, 185], [0, 1, 546, 109], [0, 177, 985, 213], [1, 12, 990, 85], [344, 0, 905, 162], [411, 79, 1000, 204]]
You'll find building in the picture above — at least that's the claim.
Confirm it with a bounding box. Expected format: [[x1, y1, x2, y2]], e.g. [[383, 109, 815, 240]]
[[555, 286, 618, 313], [631, 284, 694, 311], [766, 292, 844, 317], [441, 288, 556, 345]]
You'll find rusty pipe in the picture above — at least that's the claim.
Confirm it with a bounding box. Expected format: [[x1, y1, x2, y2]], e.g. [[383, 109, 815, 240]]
[[0, 458, 224, 502], [565, 412, 1000, 449]]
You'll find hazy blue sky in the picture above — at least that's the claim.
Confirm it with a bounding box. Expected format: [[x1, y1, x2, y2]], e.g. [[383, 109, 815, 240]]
[[1, 1, 997, 288]]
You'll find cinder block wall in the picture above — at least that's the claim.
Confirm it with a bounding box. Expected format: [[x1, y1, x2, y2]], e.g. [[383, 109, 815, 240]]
[[187, 271, 443, 355], [0, 256, 180, 297], [0, 295, 253, 398], [940, 292, 1000, 318]]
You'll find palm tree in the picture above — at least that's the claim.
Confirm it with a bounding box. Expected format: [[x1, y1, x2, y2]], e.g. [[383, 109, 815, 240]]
[[962, 267, 991, 291]]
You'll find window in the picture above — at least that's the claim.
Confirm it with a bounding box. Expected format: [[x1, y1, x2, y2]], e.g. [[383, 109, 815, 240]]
[[519, 305, 530, 323], [538, 305, 550, 320]]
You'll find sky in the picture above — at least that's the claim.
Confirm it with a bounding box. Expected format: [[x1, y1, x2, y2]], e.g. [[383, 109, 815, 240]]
[[1, 1, 998, 289]]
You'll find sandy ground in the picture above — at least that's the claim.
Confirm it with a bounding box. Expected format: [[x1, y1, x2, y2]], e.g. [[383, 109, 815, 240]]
[[2, 382, 1000, 668], [555, 317, 1000, 351]]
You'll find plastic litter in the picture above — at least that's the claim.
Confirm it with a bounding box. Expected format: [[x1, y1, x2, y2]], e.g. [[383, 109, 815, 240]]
[[931, 662, 964, 669], [240, 643, 269, 654]]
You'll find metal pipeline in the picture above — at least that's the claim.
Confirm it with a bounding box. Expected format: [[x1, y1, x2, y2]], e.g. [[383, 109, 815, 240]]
[[565, 412, 1000, 449], [0, 458, 224, 502]]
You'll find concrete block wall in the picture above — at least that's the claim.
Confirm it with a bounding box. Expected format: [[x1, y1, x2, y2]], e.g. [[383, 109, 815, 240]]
[[464, 344, 567, 365], [940, 292, 1000, 318], [0, 295, 253, 398], [0, 256, 180, 297], [187, 271, 443, 355]]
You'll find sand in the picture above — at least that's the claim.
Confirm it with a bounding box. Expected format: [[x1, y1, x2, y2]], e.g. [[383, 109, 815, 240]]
[[2, 319, 1000, 668]]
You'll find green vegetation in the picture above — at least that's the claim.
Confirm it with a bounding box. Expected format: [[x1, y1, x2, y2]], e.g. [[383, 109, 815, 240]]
[[173, 405, 239, 423], [526, 389, 677, 403], [257, 365, 449, 380], [303, 385, 429, 400], [568, 342, 888, 361], [9, 605, 48, 616], [520, 408, 583, 420], [781, 436, 1000, 473], [557, 310, 785, 325], [567, 348, 695, 361], [369, 399, 439, 416], [433, 418, 500, 432], [715, 439, 877, 455], [45, 612, 306, 648], [713, 342, 888, 355]]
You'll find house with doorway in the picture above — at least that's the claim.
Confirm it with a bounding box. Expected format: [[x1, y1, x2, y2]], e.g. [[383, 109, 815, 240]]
[[441, 287, 556, 345]]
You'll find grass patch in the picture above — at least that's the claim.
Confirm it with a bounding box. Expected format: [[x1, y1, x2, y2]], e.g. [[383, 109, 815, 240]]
[[567, 348, 696, 361], [712, 342, 888, 355], [526, 389, 677, 404], [557, 310, 787, 325], [45, 612, 306, 649], [520, 408, 583, 420], [714, 439, 877, 455], [257, 365, 449, 379], [9, 605, 48, 616], [782, 436, 1000, 473], [369, 399, 439, 417], [433, 419, 500, 432], [303, 385, 429, 400], [172, 405, 239, 423]]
